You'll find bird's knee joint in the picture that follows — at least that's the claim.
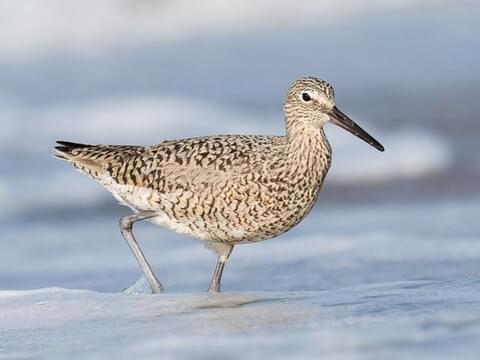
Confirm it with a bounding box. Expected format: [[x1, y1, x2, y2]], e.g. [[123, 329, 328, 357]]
[[119, 217, 132, 231], [219, 255, 229, 263]]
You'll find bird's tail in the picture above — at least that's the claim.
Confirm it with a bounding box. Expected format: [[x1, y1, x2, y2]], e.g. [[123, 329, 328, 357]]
[[55, 140, 146, 180], [54, 141, 109, 180], [54, 141, 93, 161]]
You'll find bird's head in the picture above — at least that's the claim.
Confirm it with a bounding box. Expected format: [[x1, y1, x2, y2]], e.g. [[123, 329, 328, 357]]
[[284, 77, 384, 152]]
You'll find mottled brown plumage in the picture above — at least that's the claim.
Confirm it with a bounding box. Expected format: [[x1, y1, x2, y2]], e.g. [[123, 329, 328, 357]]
[[55, 77, 384, 293]]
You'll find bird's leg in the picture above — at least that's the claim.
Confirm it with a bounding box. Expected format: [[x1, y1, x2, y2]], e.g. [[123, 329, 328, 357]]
[[119, 211, 163, 294], [208, 244, 233, 293]]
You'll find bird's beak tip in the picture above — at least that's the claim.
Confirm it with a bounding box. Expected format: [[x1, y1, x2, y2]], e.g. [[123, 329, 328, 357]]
[[328, 106, 384, 152]]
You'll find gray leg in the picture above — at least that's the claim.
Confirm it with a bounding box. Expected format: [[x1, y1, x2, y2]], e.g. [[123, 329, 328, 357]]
[[119, 211, 163, 294], [208, 245, 233, 293]]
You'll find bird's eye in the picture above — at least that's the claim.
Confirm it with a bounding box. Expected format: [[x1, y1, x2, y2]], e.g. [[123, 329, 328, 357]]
[[301, 92, 312, 102]]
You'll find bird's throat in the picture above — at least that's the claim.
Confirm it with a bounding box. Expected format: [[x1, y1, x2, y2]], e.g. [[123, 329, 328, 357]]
[[285, 126, 332, 184]]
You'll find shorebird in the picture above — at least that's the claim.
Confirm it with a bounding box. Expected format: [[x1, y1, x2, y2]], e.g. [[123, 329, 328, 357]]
[[54, 77, 384, 293]]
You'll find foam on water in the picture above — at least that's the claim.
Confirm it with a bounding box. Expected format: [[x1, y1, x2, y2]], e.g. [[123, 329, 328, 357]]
[[1, 279, 479, 360]]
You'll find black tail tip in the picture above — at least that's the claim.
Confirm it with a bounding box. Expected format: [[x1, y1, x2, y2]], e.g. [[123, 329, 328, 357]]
[[55, 140, 90, 149], [54, 141, 92, 158]]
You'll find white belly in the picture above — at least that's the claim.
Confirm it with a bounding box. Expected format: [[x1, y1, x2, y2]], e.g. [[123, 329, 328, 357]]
[[149, 214, 210, 240], [102, 178, 211, 241], [103, 180, 155, 210]]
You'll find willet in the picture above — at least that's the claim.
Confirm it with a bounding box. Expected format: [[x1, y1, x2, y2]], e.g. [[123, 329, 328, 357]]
[[54, 77, 384, 293]]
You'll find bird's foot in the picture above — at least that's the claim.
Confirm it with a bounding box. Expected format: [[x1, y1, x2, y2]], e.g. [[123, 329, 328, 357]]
[[207, 283, 221, 293], [122, 276, 150, 295], [122, 276, 164, 295]]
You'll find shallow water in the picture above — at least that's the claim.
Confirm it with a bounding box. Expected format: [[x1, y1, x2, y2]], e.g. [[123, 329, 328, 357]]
[[1, 278, 479, 360]]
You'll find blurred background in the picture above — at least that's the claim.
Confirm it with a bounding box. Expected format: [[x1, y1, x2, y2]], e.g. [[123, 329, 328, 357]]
[[0, 0, 479, 292]]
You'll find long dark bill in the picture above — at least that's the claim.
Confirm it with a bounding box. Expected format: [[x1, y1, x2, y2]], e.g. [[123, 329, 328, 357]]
[[328, 106, 384, 152]]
